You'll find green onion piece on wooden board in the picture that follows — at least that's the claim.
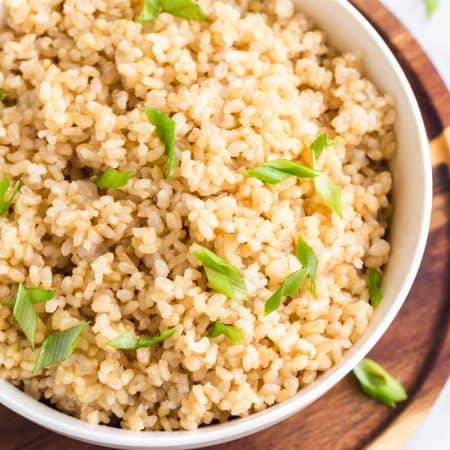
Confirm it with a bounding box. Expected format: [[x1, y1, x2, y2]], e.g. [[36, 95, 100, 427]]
[[353, 358, 408, 407]]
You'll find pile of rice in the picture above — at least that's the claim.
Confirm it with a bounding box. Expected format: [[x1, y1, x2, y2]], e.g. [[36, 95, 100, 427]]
[[0, 0, 394, 431]]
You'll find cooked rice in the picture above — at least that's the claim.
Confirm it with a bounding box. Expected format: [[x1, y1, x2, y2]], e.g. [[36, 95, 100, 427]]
[[0, 0, 394, 431]]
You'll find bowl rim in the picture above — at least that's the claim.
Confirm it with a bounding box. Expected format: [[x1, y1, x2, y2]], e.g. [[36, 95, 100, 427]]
[[0, 0, 432, 448]]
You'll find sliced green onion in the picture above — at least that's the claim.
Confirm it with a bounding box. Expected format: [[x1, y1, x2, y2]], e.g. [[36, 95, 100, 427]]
[[5, 285, 55, 307], [13, 284, 38, 349], [95, 168, 133, 189], [137, 0, 207, 22], [0, 90, 7, 101], [160, 0, 208, 20], [264, 269, 308, 315], [192, 246, 247, 301], [308, 134, 343, 218], [353, 358, 408, 407], [9, 284, 55, 348], [295, 237, 318, 295], [0, 176, 21, 216], [368, 268, 383, 307], [424, 0, 440, 17], [145, 107, 178, 177], [107, 333, 137, 349], [107, 328, 176, 350], [33, 323, 87, 374], [208, 321, 244, 344], [25, 288, 55, 304], [245, 160, 319, 184], [310, 132, 336, 161], [136, 0, 160, 22], [314, 172, 343, 218]]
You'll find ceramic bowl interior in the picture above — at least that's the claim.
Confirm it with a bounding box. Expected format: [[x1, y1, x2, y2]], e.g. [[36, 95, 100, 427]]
[[0, 0, 432, 449]]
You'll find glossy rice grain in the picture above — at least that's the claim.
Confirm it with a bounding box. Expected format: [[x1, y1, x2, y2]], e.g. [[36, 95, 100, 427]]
[[0, 0, 393, 431]]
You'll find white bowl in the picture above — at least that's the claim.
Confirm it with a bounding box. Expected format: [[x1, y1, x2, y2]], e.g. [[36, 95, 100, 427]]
[[0, 0, 432, 448]]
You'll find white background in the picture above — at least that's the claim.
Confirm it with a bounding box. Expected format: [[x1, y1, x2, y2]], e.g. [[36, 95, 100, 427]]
[[381, 0, 450, 88]]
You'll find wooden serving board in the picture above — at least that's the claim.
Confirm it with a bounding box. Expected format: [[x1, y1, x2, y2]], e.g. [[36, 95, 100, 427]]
[[1, 1, 449, 449]]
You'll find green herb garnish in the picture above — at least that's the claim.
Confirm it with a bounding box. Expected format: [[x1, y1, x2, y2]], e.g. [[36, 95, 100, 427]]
[[5, 285, 55, 307], [10, 284, 55, 348], [295, 237, 318, 295], [424, 0, 440, 17], [137, 0, 160, 22], [310, 133, 336, 161], [192, 246, 247, 301], [13, 284, 38, 349], [314, 172, 343, 218], [95, 168, 133, 189], [107, 328, 176, 349], [0, 90, 7, 101], [368, 268, 383, 307], [264, 269, 308, 315], [208, 321, 244, 344], [353, 358, 408, 407], [145, 107, 178, 177], [309, 134, 343, 218], [160, 0, 208, 20], [137, 0, 208, 22], [0, 176, 21, 216], [245, 160, 319, 184], [33, 323, 87, 374]]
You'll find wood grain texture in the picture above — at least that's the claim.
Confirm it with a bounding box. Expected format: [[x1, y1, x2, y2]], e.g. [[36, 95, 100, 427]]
[[0, 1, 449, 450]]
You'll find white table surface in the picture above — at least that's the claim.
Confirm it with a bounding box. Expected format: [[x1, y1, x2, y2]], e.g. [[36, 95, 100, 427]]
[[381, 0, 450, 88]]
